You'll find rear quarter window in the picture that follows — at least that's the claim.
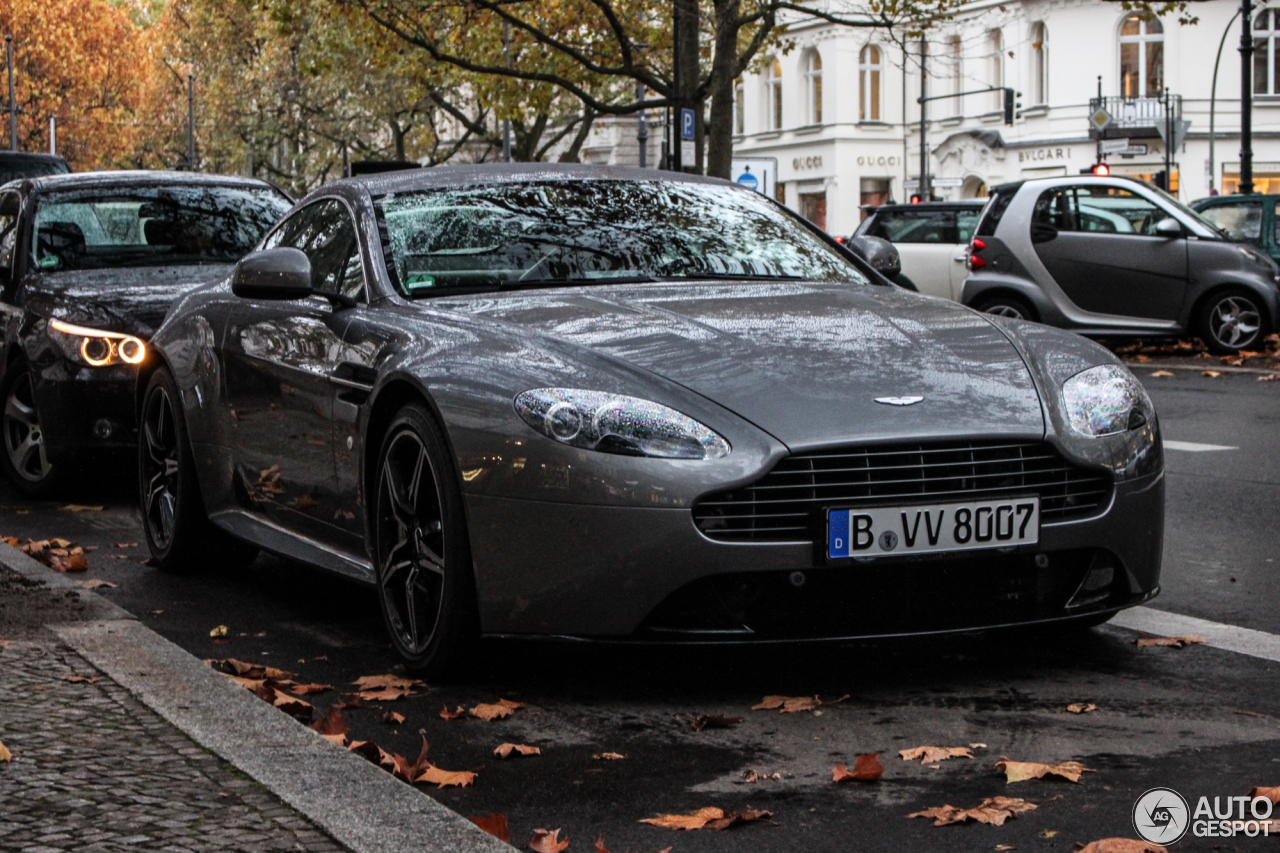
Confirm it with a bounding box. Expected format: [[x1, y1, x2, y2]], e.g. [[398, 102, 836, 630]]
[[865, 210, 957, 243], [975, 186, 1019, 238]]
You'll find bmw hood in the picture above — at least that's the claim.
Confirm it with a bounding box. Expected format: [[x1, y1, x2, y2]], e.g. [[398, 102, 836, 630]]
[[436, 281, 1046, 449], [25, 265, 233, 337]]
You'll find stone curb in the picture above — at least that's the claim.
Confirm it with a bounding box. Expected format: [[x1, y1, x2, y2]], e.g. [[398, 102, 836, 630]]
[[0, 542, 513, 853]]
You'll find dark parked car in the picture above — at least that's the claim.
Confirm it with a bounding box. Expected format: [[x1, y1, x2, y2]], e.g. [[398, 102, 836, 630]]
[[0, 171, 292, 495], [1191, 193, 1280, 266], [139, 164, 1163, 674], [0, 152, 70, 184], [962, 176, 1280, 354]]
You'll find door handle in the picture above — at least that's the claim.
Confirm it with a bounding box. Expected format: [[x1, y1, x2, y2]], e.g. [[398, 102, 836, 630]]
[[954, 255, 968, 261]]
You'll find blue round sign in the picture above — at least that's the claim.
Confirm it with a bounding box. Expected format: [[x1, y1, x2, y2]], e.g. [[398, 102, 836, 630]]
[[736, 171, 759, 191]]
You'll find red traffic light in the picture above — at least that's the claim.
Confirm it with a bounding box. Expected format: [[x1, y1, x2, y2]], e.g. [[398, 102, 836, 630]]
[[909, 194, 922, 204], [1092, 163, 1110, 177]]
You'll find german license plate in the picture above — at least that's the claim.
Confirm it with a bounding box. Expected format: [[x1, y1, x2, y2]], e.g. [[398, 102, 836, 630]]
[[827, 498, 1040, 559]]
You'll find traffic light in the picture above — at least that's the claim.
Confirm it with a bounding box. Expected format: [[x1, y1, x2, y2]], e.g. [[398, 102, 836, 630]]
[[1079, 163, 1110, 176], [1003, 88, 1019, 125], [909, 194, 923, 204]]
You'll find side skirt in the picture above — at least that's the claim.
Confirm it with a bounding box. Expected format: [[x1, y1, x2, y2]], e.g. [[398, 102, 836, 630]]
[[209, 509, 375, 584]]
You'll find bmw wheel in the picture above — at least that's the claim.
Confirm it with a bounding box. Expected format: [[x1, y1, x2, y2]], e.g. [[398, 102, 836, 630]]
[[973, 294, 1037, 322], [373, 403, 477, 675], [140, 368, 257, 572], [0, 363, 63, 497], [1199, 288, 1268, 355]]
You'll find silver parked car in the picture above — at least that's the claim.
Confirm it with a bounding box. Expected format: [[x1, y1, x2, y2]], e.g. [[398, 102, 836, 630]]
[[138, 165, 1165, 674]]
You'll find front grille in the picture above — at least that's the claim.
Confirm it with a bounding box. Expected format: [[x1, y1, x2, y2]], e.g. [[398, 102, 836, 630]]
[[693, 441, 1112, 543]]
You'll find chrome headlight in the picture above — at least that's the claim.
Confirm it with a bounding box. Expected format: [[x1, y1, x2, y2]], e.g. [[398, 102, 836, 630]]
[[48, 319, 146, 367], [1061, 364, 1152, 437], [514, 388, 730, 459]]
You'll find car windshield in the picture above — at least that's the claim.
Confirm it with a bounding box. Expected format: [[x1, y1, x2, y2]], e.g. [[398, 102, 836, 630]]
[[0, 160, 67, 184], [31, 185, 292, 272], [375, 180, 869, 294], [1142, 183, 1228, 239]]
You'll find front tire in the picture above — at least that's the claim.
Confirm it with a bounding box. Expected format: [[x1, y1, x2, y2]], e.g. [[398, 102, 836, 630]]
[[1198, 288, 1269, 354], [139, 368, 258, 572], [373, 403, 478, 675], [0, 362, 64, 498]]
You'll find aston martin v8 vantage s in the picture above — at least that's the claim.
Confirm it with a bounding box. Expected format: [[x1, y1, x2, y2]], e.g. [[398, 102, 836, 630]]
[[138, 164, 1164, 674]]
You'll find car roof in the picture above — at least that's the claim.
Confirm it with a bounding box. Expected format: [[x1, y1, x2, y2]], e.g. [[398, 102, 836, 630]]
[[18, 169, 284, 194], [0, 152, 66, 165], [865, 201, 986, 212], [1192, 193, 1280, 204]]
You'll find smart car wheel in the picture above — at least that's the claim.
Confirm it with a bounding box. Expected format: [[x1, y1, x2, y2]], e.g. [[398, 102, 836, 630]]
[[140, 368, 258, 572], [0, 363, 63, 497], [973, 294, 1037, 322], [374, 404, 477, 675], [1199, 288, 1268, 355]]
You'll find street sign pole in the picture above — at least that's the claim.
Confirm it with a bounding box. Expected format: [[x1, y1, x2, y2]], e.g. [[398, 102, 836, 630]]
[[918, 34, 929, 201], [671, 0, 681, 171]]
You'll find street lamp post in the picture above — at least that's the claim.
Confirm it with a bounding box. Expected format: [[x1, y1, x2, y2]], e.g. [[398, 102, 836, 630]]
[[917, 34, 929, 201], [6, 35, 16, 153], [1240, 0, 1255, 194], [187, 74, 195, 171], [636, 80, 648, 168], [1210, 6, 1244, 195]]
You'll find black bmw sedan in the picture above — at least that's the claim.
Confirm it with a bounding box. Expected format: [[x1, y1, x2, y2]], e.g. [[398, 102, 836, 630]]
[[0, 171, 291, 495]]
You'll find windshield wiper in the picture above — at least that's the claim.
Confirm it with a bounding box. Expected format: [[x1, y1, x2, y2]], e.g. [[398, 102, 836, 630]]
[[657, 272, 806, 281]]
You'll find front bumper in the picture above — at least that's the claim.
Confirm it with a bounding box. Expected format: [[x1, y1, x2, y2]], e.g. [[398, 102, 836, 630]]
[[466, 468, 1164, 638], [30, 359, 139, 462]]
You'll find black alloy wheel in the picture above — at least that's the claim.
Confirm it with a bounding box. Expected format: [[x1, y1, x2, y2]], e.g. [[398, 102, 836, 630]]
[[140, 368, 257, 572], [374, 404, 477, 674], [1200, 288, 1268, 355], [0, 364, 62, 497], [973, 293, 1037, 322]]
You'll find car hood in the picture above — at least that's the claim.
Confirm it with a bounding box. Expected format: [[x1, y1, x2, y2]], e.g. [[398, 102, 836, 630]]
[[433, 281, 1046, 449], [25, 265, 233, 337]]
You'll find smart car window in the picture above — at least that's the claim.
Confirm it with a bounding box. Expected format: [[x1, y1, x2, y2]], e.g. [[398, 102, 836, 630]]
[[1071, 187, 1163, 236], [1032, 187, 1077, 231], [30, 185, 290, 272], [869, 210, 955, 243], [1198, 202, 1263, 243], [375, 181, 869, 293]]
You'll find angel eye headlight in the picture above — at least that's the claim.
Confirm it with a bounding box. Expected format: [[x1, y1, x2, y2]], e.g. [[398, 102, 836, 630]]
[[49, 319, 147, 367], [514, 389, 730, 460], [1062, 364, 1152, 437]]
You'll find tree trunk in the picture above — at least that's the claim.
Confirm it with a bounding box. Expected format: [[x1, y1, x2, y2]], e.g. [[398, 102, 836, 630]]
[[705, 0, 740, 179], [557, 108, 596, 162], [391, 118, 407, 161]]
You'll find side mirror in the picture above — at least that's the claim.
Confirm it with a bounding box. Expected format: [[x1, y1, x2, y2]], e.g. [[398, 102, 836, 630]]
[[232, 247, 312, 300], [1030, 223, 1058, 244], [843, 235, 902, 280], [1153, 217, 1183, 238]]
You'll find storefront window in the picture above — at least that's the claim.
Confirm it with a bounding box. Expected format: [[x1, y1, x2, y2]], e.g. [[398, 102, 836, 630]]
[[800, 192, 827, 231]]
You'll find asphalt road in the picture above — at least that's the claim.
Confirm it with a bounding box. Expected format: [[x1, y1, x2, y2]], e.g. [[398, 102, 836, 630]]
[[3, 366, 1279, 852]]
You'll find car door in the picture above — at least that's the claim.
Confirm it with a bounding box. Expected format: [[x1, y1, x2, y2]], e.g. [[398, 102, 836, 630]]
[[223, 199, 355, 542], [1029, 184, 1188, 320], [866, 208, 959, 299]]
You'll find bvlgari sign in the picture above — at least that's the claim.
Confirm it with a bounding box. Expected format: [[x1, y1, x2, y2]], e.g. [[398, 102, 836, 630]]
[[1018, 147, 1074, 163]]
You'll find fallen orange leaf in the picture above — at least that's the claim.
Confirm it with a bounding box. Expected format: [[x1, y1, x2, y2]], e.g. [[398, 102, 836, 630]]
[[383, 711, 405, 725], [1259, 374, 1279, 382], [742, 769, 783, 782], [529, 828, 569, 852], [899, 746, 974, 764], [289, 683, 333, 695], [1078, 840, 1168, 853], [908, 796, 1036, 826], [205, 658, 296, 680], [470, 698, 523, 720], [494, 742, 540, 759], [832, 752, 883, 782], [309, 707, 348, 738], [1134, 635, 1205, 649], [348, 739, 395, 772], [209, 625, 229, 639], [335, 693, 364, 710], [592, 752, 626, 760], [1149, 370, 1174, 377], [995, 757, 1093, 783], [440, 705, 466, 720], [0, 740, 10, 761], [351, 674, 425, 691], [416, 764, 477, 788], [1249, 785, 1280, 803], [641, 806, 772, 830], [751, 694, 844, 713], [76, 579, 116, 589], [50, 554, 88, 572], [468, 813, 511, 842], [1066, 703, 1099, 714], [355, 686, 416, 702], [691, 714, 743, 731], [1202, 370, 1222, 378], [63, 675, 100, 684]]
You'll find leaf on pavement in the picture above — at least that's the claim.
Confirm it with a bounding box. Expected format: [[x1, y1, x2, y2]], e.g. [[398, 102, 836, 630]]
[[1066, 702, 1099, 713], [742, 769, 783, 782], [440, 705, 466, 720], [50, 554, 88, 572], [335, 693, 364, 710], [205, 658, 296, 680], [256, 683, 313, 722], [751, 694, 845, 713], [1249, 785, 1280, 803], [209, 625, 229, 639], [1202, 370, 1222, 378], [592, 752, 626, 760], [114, 542, 138, 548], [1148, 371, 1174, 377], [308, 707, 348, 738], [76, 579, 116, 589], [691, 714, 743, 731], [494, 742, 541, 759], [355, 685, 416, 702], [62, 504, 103, 512], [908, 796, 1036, 826], [995, 757, 1093, 783], [641, 806, 773, 831], [63, 675, 100, 684], [832, 752, 884, 782], [351, 674, 425, 691], [348, 739, 396, 772], [289, 682, 333, 695], [387, 736, 434, 784], [468, 813, 512, 842], [1259, 374, 1279, 382], [1134, 635, 1204, 649], [416, 763, 477, 788], [470, 698, 524, 720], [529, 828, 569, 852], [0, 740, 9, 761], [899, 746, 974, 764], [383, 711, 405, 725], [1077, 840, 1168, 853]]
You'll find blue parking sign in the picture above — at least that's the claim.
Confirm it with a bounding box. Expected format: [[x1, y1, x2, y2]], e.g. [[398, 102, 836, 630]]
[[680, 108, 696, 141]]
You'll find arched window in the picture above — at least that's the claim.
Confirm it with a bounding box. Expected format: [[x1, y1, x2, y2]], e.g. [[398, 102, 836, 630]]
[[987, 30, 1004, 111], [767, 57, 783, 130], [805, 50, 823, 124], [1031, 22, 1048, 105], [734, 77, 745, 134], [1120, 14, 1163, 98], [1255, 10, 1280, 95], [859, 44, 881, 121]]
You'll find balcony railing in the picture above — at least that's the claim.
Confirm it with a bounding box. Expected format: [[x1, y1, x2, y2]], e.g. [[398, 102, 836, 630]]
[[1088, 95, 1182, 139]]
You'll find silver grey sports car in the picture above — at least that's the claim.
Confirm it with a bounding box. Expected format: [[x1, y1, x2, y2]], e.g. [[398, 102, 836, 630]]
[[138, 165, 1164, 674]]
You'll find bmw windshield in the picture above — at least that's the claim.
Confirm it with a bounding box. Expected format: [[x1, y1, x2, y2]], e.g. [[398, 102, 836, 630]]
[[375, 180, 869, 294]]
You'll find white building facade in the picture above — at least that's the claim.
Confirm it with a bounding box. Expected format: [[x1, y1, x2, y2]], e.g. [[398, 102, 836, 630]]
[[714, 0, 1280, 235]]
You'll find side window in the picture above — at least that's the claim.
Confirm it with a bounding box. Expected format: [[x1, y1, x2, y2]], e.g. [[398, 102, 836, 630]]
[[1032, 187, 1077, 231], [975, 186, 1017, 237], [337, 243, 364, 302], [869, 210, 956, 243], [1199, 202, 1263, 244], [0, 192, 20, 274], [1072, 186, 1164, 236], [266, 199, 363, 299], [956, 209, 979, 243]]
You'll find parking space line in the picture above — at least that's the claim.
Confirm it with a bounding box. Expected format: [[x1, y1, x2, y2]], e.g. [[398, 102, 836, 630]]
[[1110, 606, 1280, 664], [1163, 440, 1239, 452]]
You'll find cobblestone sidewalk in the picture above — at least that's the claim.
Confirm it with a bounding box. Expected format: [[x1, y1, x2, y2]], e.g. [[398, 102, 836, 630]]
[[0, 574, 348, 853]]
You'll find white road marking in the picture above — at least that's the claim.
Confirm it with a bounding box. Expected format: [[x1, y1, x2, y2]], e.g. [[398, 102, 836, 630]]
[[1111, 606, 1280, 664], [1163, 440, 1239, 452]]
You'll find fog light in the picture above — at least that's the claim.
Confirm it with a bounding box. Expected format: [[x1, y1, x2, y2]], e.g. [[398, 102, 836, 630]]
[[788, 571, 807, 588], [1080, 564, 1115, 593], [1067, 555, 1119, 608], [92, 418, 114, 439]]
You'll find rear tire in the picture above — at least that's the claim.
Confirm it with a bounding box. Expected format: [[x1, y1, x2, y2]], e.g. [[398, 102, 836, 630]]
[[973, 293, 1038, 322], [0, 362, 65, 498], [372, 403, 478, 676], [1198, 287, 1269, 355], [139, 368, 258, 573]]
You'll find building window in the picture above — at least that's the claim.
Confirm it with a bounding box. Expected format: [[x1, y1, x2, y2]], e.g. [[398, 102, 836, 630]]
[[734, 77, 745, 134], [1031, 22, 1048, 105], [987, 30, 1004, 111], [1255, 10, 1280, 95], [860, 178, 891, 219], [947, 35, 963, 116], [805, 51, 823, 124], [799, 191, 827, 231], [1119, 14, 1163, 98], [859, 44, 881, 121], [767, 57, 783, 130]]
